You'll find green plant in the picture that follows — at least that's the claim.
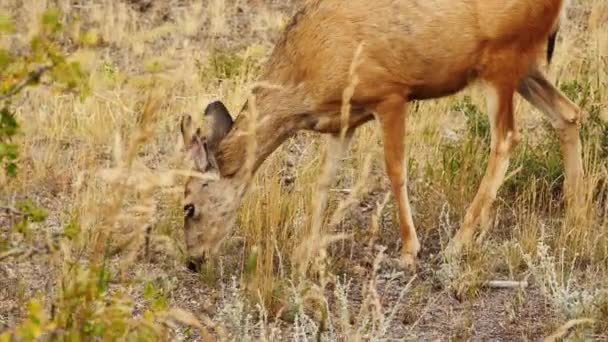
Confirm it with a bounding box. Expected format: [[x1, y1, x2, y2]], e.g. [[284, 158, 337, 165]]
[[0, 9, 93, 177], [505, 133, 564, 201], [431, 96, 490, 210], [0, 106, 18, 176], [11, 200, 48, 238], [453, 95, 491, 141], [0, 7, 96, 249], [196, 48, 262, 84], [1, 262, 169, 340]]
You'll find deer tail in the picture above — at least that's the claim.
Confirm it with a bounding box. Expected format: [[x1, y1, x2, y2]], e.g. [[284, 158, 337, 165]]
[[547, 27, 559, 65]]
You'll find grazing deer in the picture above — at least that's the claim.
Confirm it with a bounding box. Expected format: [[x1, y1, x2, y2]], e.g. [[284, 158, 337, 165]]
[[180, 0, 583, 270]]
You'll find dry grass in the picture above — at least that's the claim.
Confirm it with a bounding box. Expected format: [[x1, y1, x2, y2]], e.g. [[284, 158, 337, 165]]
[[1, 0, 607, 340]]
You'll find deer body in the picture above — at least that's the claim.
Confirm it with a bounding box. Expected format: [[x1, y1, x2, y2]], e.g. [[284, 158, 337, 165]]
[[180, 0, 583, 269]]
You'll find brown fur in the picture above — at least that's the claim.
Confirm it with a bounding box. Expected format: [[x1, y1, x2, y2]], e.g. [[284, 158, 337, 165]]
[[180, 0, 583, 268]]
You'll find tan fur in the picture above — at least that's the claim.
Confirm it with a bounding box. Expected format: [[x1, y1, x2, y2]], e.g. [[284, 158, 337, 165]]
[[180, 0, 582, 268]]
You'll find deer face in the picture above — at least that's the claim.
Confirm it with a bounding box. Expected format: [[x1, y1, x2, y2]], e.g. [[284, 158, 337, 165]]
[[180, 101, 238, 272]]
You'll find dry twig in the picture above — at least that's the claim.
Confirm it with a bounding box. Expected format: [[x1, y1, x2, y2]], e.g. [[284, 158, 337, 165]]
[[543, 319, 595, 341], [0, 65, 52, 102]]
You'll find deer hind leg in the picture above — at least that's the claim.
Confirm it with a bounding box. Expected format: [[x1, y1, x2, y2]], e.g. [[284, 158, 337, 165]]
[[518, 67, 584, 207], [447, 82, 518, 255], [374, 94, 420, 267]]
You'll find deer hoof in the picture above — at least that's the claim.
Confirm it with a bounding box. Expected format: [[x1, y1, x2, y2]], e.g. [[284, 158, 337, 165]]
[[399, 253, 417, 269], [444, 231, 471, 261], [398, 244, 419, 270]]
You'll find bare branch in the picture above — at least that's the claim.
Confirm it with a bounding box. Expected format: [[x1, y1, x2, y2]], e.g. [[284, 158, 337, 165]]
[[0, 205, 27, 218], [0, 248, 28, 261], [484, 280, 529, 289], [543, 319, 595, 342], [0, 65, 52, 102]]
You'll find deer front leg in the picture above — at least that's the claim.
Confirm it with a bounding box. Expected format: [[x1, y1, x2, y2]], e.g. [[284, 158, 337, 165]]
[[518, 67, 584, 208], [447, 82, 518, 257], [374, 94, 420, 267]]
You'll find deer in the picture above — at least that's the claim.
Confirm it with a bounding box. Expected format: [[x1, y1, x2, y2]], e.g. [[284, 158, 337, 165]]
[[179, 0, 584, 271]]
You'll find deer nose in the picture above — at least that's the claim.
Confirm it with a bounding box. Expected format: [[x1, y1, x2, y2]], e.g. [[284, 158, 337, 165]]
[[184, 203, 195, 218]]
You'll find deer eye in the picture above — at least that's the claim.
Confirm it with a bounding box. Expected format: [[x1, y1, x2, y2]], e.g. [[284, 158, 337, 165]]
[[184, 204, 195, 218]]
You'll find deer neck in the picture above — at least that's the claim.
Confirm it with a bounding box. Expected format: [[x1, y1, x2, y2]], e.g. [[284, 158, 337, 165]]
[[215, 85, 312, 180]]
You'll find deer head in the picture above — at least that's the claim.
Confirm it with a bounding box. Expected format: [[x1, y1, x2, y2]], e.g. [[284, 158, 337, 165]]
[[180, 101, 243, 272]]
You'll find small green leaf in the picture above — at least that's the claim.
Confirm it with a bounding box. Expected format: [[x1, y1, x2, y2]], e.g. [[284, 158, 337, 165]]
[[97, 264, 111, 293], [15, 300, 46, 339], [0, 143, 8, 158], [41, 9, 62, 35], [0, 107, 18, 137], [143, 282, 168, 311], [64, 219, 81, 241], [79, 30, 100, 47], [29, 36, 44, 58], [0, 332, 11, 342], [16, 200, 48, 223], [143, 282, 156, 300], [27, 300, 44, 325], [243, 246, 259, 277], [0, 15, 15, 33], [13, 220, 28, 235], [153, 295, 169, 311], [0, 49, 12, 70], [51, 61, 87, 92], [5, 162, 16, 177], [83, 321, 105, 337], [3, 144, 18, 159]]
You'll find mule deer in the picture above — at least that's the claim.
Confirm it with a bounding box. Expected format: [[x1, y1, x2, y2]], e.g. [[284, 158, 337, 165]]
[[180, 0, 583, 270]]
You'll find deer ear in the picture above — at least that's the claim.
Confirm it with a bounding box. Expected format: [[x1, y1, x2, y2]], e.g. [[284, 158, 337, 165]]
[[204, 101, 233, 151], [180, 114, 196, 148], [190, 130, 219, 172]]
